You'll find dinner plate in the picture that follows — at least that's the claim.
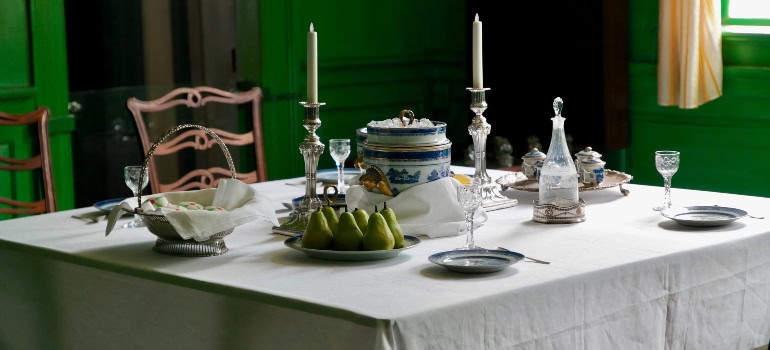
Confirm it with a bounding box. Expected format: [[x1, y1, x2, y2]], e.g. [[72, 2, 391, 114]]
[[429, 249, 525, 274], [317, 168, 360, 185], [284, 234, 420, 261], [94, 198, 126, 213], [661, 205, 748, 227]]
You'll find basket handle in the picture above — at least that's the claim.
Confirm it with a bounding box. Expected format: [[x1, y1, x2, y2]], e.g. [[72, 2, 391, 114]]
[[136, 124, 237, 211]]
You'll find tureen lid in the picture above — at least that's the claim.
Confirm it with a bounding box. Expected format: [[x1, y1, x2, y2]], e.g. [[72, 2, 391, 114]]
[[522, 148, 547, 160]]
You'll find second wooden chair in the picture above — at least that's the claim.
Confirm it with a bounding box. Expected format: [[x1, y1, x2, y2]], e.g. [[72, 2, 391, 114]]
[[128, 86, 267, 193]]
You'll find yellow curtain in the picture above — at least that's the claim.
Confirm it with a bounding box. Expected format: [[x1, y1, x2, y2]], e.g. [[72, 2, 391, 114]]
[[658, 0, 723, 109]]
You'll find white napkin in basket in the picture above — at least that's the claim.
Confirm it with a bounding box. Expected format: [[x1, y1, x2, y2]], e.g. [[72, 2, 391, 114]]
[[105, 179, 278, 241], [344, 177, 487, 238]]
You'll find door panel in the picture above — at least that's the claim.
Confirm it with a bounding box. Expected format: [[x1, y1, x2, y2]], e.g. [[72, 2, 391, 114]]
[[0, 0, 74, 217], [0, 0, 31, 87]]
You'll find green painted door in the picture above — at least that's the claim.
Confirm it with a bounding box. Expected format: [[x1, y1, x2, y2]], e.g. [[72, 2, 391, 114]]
[[0, 0, 75, 218]]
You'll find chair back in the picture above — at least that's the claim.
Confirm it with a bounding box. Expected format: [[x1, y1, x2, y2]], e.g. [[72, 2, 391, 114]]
[[128, 87, 266, 193], [0, 107, 56, 214]]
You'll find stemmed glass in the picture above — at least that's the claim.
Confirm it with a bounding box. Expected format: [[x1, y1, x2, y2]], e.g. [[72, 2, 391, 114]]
[[122, 165, 149, 228], [653, 150, 680, 211], [457, 184, 484, 250], [329, 139, 351, 194]]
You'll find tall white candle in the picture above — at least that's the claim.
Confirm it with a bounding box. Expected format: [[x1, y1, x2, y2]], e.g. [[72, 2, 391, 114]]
[[307, 23, 318, 103], [472, 14, 483, 89]]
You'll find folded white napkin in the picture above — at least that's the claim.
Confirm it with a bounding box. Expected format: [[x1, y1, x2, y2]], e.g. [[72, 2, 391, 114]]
[[105, 179, 278, 241], [345, 177, 487, 238]]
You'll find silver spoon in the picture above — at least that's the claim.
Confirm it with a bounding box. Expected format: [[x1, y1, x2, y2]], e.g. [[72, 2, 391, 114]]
[[497, 247, 550, 264]]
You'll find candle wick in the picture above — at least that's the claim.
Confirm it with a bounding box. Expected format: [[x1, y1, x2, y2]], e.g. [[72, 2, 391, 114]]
[[310, 22, 314, 32], [475, 13, 479, 22]]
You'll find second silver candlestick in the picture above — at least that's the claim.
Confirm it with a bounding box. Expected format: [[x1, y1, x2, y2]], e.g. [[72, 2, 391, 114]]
[[467, 87, 518, 211]]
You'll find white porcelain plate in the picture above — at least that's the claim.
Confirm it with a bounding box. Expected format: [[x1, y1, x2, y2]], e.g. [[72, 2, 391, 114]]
[[284, 234, 420, 261], [661, 205, 748, 227], [429, 249, 525, 274]]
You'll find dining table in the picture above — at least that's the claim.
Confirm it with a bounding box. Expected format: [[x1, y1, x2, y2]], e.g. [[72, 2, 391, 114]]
[[0, 167, 768, 350]]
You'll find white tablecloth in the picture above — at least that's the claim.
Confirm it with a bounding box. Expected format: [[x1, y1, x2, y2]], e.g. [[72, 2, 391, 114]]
[[0, 168, 768, 349]]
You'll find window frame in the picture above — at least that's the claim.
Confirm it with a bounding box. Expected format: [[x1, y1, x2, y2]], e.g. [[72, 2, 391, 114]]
[[722, 0, 770, 26]]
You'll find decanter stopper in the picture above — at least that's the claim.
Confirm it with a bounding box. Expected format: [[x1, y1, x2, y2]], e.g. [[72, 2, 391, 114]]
[[553, 97, 563, 117]]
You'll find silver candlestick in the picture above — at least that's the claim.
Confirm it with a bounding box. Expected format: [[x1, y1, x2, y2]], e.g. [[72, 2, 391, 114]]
[[273, 101, 326, 236], [467, 87, 517, 211]]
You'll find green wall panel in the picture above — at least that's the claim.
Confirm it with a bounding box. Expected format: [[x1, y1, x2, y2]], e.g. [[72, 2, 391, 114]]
[[250, 0, 466, 180], [0, 0, 32, 87], [628, 19, 770, 199]]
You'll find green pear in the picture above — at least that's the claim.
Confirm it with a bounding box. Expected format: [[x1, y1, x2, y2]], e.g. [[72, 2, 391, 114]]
[[321, 206, 339, 234], [380, 202, 404, 249], [302, 211, 334, 250], [333, 212, 364, 251], [362, 212, 395, 251], [352, 208, 369, 233]]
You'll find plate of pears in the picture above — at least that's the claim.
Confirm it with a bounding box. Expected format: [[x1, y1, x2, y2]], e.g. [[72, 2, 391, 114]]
[[284, 203, 421, 261]]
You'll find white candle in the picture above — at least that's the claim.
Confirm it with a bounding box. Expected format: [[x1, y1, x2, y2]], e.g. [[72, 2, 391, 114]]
[[307, 23, 318, 103], [472, 14, 483, 89]]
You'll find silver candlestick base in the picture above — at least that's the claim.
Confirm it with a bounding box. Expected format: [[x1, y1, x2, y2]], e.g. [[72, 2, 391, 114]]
[[467, 87, 517, 211], [273, 101, 326, 236]]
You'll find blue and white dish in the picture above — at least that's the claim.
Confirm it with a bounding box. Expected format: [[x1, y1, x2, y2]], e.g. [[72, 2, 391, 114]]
[[362, 140, 452, 195], [521, 148, 546, 180], [661, 205, 748, 227], [580, 157, 606, 185], [284, 234, 420, 261], [94, 198, 126, 213], [429, 249, 525, 274], [363, 121, 447, 145]]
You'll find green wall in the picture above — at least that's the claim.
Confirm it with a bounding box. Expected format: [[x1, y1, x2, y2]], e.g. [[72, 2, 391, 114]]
[[629, 0, 770, 197], [0, 0, 75, 218], [240, 0, 467, 180]]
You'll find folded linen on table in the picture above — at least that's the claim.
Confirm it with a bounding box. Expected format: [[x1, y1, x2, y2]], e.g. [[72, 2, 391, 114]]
[[345, 177, 487, 238], [105, 179, 278, 241]]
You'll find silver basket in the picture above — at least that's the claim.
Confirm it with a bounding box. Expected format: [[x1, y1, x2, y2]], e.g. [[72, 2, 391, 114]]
[[135, 124, 237, 257]]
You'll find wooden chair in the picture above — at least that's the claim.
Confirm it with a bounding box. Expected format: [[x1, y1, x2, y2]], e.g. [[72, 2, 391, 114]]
[[0, 107, 56, 214], [128, 87, 267, 193]]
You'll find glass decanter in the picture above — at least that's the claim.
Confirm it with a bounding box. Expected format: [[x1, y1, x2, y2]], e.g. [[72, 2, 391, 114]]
[[538, 97, 579, 207]]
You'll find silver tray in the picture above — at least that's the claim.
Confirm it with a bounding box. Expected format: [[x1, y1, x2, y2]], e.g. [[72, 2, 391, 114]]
[[496, 169, 633, 196]]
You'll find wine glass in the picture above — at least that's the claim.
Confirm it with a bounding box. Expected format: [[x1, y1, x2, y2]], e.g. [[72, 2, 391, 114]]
[[329, 139, 351, 194], [122, 165, 149, 228], [457, 184, 484, 250], [653, 150, 680, 211]]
